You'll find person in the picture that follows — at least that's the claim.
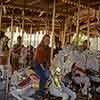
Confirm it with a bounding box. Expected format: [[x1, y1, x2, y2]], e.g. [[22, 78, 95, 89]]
[[2, 36, 10, 56], [53, 41, 62, 57], [11, 36, 24, 73], [33, 34, 51, 98]]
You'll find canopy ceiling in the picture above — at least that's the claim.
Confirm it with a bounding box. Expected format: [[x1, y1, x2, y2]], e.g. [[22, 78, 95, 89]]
[[0, 0, 100, 36]]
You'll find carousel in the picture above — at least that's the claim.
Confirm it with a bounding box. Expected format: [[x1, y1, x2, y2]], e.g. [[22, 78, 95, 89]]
[[0, 0, 100, 100]]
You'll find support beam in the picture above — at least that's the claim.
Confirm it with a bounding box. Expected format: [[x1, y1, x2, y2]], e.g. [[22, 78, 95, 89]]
[[1, 4, 42, 12]]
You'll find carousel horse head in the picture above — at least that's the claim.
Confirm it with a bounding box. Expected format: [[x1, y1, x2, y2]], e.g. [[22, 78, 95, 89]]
[[51, 44, 75, 76]]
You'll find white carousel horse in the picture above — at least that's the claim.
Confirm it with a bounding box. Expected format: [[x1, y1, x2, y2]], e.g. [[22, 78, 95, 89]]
[[50, 44, 77, 100], [49, 68, 76, 100], [10, 68, 39, 100], [51, 44, 99, 97], [10, 65, 75, 100], [10, 44, 99, 100]]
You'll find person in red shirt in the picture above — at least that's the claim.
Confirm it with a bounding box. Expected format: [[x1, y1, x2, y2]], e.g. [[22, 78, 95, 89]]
[[11, 36, 24, 72], [33, 34, 51, 97]]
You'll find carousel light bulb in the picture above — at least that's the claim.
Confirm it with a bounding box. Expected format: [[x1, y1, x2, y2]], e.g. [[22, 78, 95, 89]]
[[44, 30, 46, 35], [7, 27, 10, 32], [20, 29, 22, 34], [16, 27, 18, 33]]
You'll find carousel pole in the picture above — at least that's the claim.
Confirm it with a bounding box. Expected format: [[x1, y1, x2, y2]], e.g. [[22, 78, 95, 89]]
[[98, 6, 100, 23], [29, 24, 32, 66], [6, 9, 14, 99], [95, 9, 98, 50], [76, 0, 80, 45], [96, 35, 98, 50], [63, 16, 67, 47], [0, 1, 3, 30], [22, 0, 25, 43], [22, 9, 25, 43], [10, 13, 14, 47], [51, 0, 56, 63], [96, 6, 100, 50], [30, 24, 32, 46], [45, 18, 48, 34], [87, 6, 90, 47]]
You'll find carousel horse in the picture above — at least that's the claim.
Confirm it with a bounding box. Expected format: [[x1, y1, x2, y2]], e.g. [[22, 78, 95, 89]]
[[10, 68, 39, 100], [49, 67, 76, 100], [10, 44, 99, 100], [10, 62, 73, 100], [49, 44, 77, 100], [51, 44, 99, 98]]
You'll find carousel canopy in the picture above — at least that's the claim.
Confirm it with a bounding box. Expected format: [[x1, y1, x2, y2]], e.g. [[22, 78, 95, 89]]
[[0, 0, 100, 36]]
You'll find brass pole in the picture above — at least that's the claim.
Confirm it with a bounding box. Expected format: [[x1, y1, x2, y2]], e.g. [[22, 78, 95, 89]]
[[63, 16, 67, 47], [76, 0, 80, 45], [87, 7, 90, 47], [6, 9, 14, 99], [99, 6, 100, 23], [51, 0, 56, 62], [0, 2, 3, 30], [96, 36, 98, 50], [22, 9, 25, 43], [30, 24, 32, 45], [10, 17, 14, 47], [22, 0, 25, 43]]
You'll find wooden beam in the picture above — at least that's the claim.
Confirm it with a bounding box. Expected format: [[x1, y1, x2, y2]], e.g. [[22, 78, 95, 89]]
[[80, 22, 97, 30], [0, 4, 42, 12]]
